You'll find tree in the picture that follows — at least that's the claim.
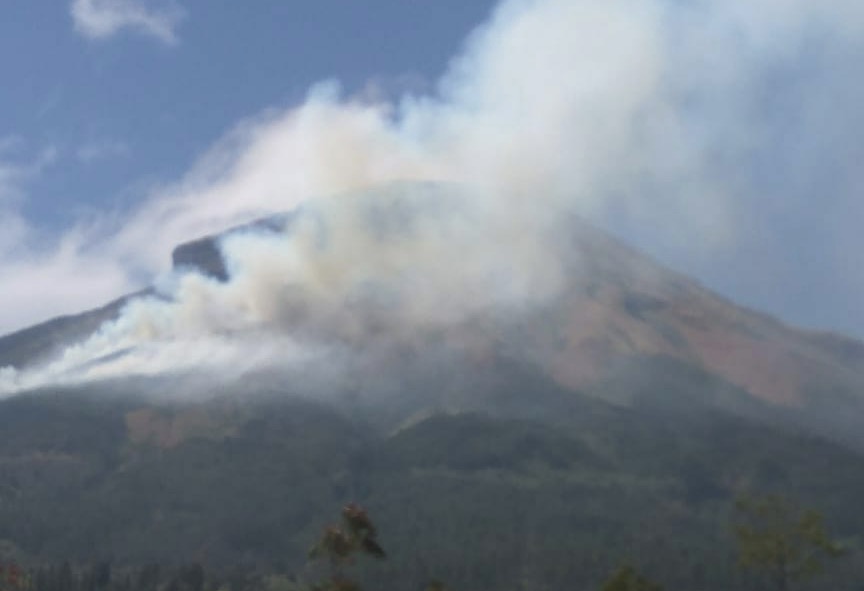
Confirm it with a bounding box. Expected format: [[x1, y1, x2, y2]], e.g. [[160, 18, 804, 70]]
[[308, 503, 386, 591], [0, 562, 26, 591], [599, 564, 663, 591], [733, 494, 843, 591]]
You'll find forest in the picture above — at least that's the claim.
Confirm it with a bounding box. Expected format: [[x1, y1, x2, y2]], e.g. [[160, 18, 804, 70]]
[[0, 374, 863, 590], [0, 493, 847, 591]]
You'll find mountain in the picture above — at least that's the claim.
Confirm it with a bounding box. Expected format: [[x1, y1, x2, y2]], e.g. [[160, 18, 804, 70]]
[[1, 368, 864, 590], [2, 184, 862, 447], [0, 183, 863, 589], [0, 294, 141, 371]]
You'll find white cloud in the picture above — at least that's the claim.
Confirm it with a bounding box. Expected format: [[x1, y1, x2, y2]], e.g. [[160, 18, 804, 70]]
[[0, 242, 134, 334], [0, 145, 133, 335], [70, 0, 184, 44]]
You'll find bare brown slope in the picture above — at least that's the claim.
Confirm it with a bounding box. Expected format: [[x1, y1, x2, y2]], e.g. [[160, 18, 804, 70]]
[[534, 220, 864, 417]]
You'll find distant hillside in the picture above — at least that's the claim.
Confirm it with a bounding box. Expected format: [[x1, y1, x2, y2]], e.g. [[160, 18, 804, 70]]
[[0, 372, 863, 590]]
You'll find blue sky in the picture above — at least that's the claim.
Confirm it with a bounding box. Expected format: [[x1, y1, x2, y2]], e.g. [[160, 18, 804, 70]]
[[1, 0, 864, 341], [1, 0, 494, 225]]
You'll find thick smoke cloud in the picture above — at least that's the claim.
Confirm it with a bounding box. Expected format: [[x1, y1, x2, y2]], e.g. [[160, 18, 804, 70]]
[[2, 0, 864, 393]]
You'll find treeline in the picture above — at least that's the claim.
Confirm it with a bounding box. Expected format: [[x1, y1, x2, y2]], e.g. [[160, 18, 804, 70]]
[[0, 562, 301, 591], [2, 393, 864, 590], [1, 494, 844, 591]]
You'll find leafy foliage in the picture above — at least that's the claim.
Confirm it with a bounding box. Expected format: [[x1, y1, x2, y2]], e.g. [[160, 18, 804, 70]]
[[0, 562, 26, 591], [600, 565, 663, 591], [733, 494, 844, 590], [308, 504, 386, 591], [0, 380, 863, 589]]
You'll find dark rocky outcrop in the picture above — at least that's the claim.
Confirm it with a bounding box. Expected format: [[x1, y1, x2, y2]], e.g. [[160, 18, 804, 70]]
[[171, 236, 227, 281]]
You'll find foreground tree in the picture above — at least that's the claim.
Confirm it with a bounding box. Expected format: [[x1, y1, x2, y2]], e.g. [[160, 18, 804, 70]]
[[308, 503, 386, 591], [0, 563, 26, 591], [733, 494, 843, 591], [599, 565, 663, 591]]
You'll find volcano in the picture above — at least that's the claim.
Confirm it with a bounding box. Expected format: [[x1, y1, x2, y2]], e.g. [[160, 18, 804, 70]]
[[0, 183, 863, 590], [2, 183, 862, 446]]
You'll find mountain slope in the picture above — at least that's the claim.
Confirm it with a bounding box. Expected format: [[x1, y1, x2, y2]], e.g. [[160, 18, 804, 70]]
[[1, 183, 864, 588], [0, 294, 143, 371], [0, 377, 863, 590], [1, 183, 863, 448]]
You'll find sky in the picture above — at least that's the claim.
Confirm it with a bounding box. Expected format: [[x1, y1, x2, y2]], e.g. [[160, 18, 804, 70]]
[[1, 0, 863, 342]]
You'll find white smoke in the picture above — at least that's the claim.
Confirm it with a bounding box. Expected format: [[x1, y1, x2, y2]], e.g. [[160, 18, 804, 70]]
[[2, 0, 864, 394]]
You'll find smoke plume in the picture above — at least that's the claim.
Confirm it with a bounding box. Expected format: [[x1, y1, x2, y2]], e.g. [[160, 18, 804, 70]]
[[2, 0, 863, 394]]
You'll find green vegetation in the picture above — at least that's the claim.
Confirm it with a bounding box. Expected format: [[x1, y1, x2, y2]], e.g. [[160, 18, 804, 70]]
[[307, 504, 386, 591], [0, 374, 862, 590], [600, 565, 663, 591], [0, 497, 847, 591], [734, 494, 844, 590]]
